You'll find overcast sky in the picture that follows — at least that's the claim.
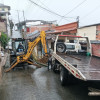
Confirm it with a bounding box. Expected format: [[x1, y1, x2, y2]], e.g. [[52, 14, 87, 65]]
[[1, 0, 100, 26]]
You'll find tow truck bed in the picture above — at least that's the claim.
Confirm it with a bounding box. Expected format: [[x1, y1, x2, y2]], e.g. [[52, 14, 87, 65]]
[[58, 54, 100, 81]]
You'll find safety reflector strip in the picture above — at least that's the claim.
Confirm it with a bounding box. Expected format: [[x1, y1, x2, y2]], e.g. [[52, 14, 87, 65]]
[[71, 70, 74, 73], [76, 73, 80, 78]]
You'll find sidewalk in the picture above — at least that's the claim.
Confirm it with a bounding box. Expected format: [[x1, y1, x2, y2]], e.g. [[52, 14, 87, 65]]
[[0, 53, 8, 82]]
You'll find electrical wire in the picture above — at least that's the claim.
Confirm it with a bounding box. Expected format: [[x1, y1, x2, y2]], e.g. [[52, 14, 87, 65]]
[[64, 0, 87, 16], [58, 0, 87, 24], [28, 0, 74, 19], [81, 4, 100, 20], [37, 0, 75, 19]]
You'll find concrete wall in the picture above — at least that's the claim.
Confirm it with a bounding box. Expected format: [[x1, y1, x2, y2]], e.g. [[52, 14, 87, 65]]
[[0, 22, 6, 32], [0, 53, 7, 83], [77, 26, 96, 40]]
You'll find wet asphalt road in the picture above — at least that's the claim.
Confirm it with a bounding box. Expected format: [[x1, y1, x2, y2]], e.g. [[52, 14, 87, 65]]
[[0, 66, 100, 100]]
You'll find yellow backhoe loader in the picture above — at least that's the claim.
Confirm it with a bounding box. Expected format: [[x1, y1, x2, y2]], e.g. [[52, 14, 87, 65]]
[[5, 31, 48, 72]]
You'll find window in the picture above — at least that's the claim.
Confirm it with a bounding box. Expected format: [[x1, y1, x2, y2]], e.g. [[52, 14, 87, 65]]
[[27, 27, 30, 32], [66, 45, 75, 50], [2, 8, 5, 11], [57, 39, 64, 42]]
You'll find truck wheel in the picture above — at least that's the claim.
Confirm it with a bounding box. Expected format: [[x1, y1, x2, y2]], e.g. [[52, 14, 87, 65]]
[[52, 64, 57, 73], [60, 66, 71, 86], [52, 60, 57, 73], [48, 60, 52, 71], [56, 43, 66, 53]]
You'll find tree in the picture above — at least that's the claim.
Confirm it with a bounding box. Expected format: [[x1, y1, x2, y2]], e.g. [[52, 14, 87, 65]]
[[0, 32, 9, 49]]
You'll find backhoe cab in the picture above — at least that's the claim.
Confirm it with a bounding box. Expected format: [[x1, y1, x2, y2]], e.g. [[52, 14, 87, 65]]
[[11, 38, 27, 56]]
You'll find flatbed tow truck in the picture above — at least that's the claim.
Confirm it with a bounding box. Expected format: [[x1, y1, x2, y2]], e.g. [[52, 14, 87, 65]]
[[48, 34, 100, 96]]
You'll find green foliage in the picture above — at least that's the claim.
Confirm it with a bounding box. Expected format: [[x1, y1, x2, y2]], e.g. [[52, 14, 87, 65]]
[[0, 32, 10, 49]]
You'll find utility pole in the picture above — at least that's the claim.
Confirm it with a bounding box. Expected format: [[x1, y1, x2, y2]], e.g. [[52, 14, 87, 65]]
[[76, 16, 79, 28], [23, 10, 26, 38], [17, 10, 21, 33], [23, 10, 26, 23], [17, 10, 20, 25]]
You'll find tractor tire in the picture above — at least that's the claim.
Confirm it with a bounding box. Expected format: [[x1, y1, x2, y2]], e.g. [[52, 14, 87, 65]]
[[56, 43, 66, 53]]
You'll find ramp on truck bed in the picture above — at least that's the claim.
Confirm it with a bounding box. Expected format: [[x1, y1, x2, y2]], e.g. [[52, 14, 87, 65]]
[[58, 53, 100, 81]]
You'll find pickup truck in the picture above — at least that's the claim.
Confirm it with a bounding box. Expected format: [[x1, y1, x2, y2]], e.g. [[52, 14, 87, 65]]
[[48, 35, 100, 96]]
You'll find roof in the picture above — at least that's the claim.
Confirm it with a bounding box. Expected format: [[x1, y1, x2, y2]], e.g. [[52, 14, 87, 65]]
[[90, 40, 100, 44], [0, 11, 10, 15], [79, 23, 100, 29], [16, 20, 56, 26], [59, 35, 82, 38], [0, 3, 10, 10], [47, 22, 78, 34]]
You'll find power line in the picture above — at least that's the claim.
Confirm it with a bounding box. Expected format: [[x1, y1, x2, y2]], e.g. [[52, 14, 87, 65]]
[[64, 0, 87, 16], [37, 0, 76, 19], [58, 0, 87, 24], [81, 4, 100, 20], [28, 0, 74, 19]]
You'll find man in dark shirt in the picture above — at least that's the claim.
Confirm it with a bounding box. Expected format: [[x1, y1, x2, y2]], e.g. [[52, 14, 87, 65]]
[[17, 43, 24, 52]]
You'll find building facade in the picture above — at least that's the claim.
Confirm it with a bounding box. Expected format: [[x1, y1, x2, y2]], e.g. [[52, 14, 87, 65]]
[[0, 3, 11, 36], [77, 26, 96, 40], [77, 23, 100, 41], [16, 20, 56, 38]]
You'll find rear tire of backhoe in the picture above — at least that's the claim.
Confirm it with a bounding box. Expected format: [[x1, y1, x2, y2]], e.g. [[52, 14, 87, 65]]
[[60, 66, 71, 86]]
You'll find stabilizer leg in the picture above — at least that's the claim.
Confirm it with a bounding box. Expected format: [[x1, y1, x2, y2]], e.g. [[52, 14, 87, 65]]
[[5, 59, 19, 72]]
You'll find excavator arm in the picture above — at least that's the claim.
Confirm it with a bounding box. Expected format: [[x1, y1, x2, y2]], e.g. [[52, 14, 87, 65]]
[[5, 31, 48, 72]]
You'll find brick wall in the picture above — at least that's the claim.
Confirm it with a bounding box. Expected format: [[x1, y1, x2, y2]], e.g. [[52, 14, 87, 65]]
[[27, 24, 56, 34], [92, 44, 100, 57], [96, 25, 100, 40]]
